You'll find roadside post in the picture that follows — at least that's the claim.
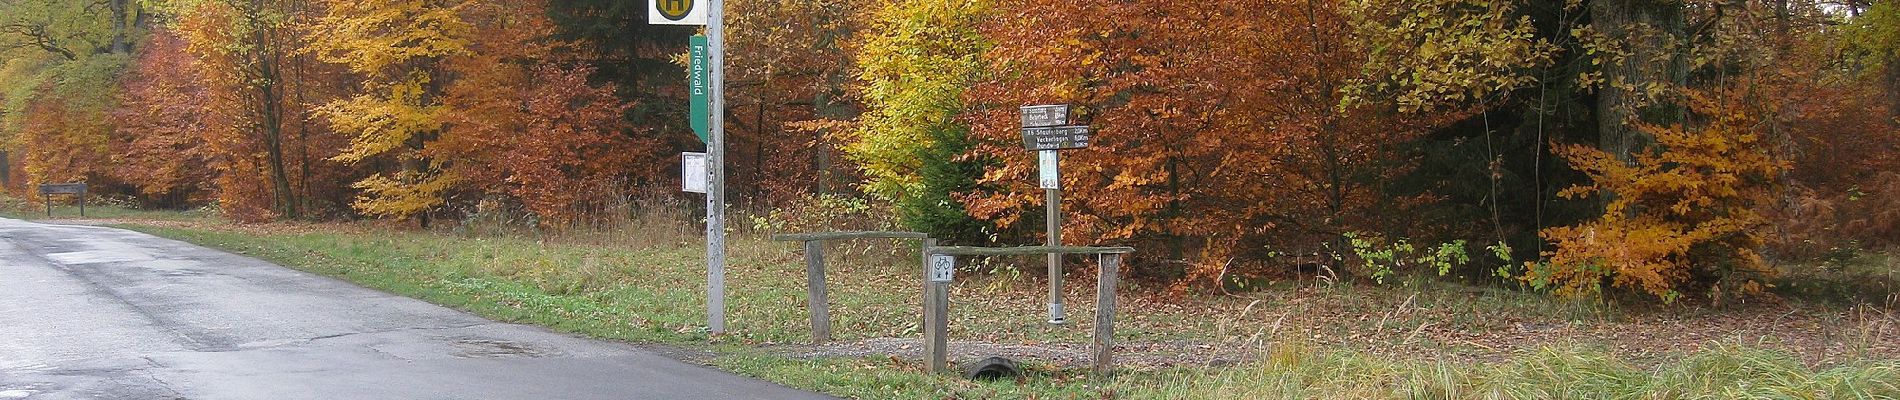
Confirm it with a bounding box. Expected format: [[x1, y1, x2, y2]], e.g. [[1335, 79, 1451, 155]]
[[924, 251, 953, 373], [654, 0, 726, 334], [38, 183, 87, 218], [1019, 104, 1087, 324], [921, 245, 1133, 375], [770, 231, 932, 344]]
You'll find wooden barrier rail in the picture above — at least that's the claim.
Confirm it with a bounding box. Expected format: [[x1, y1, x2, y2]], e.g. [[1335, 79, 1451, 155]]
[[771, 231, 932, 344], [923, 245, 1134, 376]]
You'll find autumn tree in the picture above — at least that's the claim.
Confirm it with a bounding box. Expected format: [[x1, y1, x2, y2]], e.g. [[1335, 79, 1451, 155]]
[[434, 0, 656, 225], [1, 0, 142, 194], [849, 0, 991, 240], [1755, 1, 1900, 256], [109, 28, 215, 207], [165, 0, 347, 220], [7, 56, 127, 194], [1529, 0, 1900, 300], [1538, 90, 1784, 301], [720, 0, 867, 204], [304, 0, 471, 224], [966, 0, 1325, 281]]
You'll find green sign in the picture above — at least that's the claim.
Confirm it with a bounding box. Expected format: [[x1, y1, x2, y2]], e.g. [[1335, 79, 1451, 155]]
[[689, 35, 709, 143]]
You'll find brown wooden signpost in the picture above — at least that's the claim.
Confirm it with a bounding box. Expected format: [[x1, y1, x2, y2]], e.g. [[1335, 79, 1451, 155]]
[[38, 183, 87, 217], [1020, 104, 1088, 325]]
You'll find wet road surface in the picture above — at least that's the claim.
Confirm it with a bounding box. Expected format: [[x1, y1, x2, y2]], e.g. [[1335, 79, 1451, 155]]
[[0, 218, 833, 400]]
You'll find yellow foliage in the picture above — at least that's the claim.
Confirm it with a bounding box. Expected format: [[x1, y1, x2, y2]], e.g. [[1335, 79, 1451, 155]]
[[304, 0, 472, 76], [1535, 91, 1785, 301], [847, 0, 991, 202], [305, 0, 473, 220], [320, 72, 446, 163], [350, 170, 459, 218]]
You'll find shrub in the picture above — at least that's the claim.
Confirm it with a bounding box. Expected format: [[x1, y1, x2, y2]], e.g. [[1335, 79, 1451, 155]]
[[1535, 91, 1784, 301]]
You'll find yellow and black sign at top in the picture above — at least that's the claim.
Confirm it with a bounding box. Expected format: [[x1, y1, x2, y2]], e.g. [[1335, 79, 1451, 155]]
[[657, 0, 694, 21]]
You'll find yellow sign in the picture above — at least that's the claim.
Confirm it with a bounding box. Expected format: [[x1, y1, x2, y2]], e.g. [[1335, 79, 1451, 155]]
[[649, 0, 706, 25], [657, 0, 692, 20]]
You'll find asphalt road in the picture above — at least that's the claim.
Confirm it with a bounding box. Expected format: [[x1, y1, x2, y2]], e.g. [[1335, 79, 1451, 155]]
[[0, 218, 834, 400]]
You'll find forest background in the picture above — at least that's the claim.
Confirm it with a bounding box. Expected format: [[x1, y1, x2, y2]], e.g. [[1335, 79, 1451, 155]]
[[3, 0, 1898, 303]]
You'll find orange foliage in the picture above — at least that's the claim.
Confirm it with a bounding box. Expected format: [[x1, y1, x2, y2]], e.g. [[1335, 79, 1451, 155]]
[[1759, 56, 1900, 256], [723, 0, 863, 203], [433, 0, 656, 225], [1538, 90, 1785, 300], [174, 0, 353, 221], [109, 29, 215, 205], [440, 64, 649, 224], [965, 0, 1436, 282], [14, 91, 111, 193]]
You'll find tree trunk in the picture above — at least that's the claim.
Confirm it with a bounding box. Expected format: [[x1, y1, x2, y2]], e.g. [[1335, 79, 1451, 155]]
[[1590, 0, 1686, 164], [1885, 54, 1900, 122], [252, 20, 299, 220], [108, 0, 133, 54]]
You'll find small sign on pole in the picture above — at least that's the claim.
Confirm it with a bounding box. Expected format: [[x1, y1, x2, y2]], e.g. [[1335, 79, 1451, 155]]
[[649, 0, 707, 25], [681, 152, 708, 193], [928, 254, 956, 283], [1021, 125, 1091, 151], [1038, 150, 1059, 189], [689, 35, 710, 143], [1020, 104, 1069, 128]]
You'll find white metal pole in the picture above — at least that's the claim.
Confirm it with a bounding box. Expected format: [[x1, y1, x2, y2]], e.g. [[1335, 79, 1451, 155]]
[[705, 0, 728, 334]]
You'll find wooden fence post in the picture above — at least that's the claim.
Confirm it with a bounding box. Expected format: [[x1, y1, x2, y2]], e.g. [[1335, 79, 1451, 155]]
[[923, 239, 948, 374], [919, 238, 935, 343], [804, 240, 830, 343], [1091, 253, 1121, 376]]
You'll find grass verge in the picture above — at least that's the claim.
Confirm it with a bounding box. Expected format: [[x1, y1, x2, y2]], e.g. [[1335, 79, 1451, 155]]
[[60, 213, 1896, 399]]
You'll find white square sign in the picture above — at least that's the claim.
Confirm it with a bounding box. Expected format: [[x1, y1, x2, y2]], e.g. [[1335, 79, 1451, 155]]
[[1038, 150, 1059, 189], [928, 254, 955, 282], [649, 0, 708, 25], [682, 152, 708, 193]]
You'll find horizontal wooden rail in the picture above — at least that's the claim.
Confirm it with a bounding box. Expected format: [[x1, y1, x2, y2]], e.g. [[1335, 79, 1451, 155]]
[[771, 231, 929, 242], [922, 245, 1133, 376], [926, 245, 1134, 256], [773, 230, 933, 345]]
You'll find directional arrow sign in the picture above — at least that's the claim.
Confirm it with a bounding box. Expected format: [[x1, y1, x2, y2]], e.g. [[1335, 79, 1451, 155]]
[[1020, 104, 1069, 128], [1020, 125, 1091, 151]]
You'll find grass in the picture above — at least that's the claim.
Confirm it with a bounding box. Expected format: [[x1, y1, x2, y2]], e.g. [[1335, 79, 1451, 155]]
[[1145, 343, 1900, 399], [8, 203, 1897, 398], [0, 202, 210, 221]]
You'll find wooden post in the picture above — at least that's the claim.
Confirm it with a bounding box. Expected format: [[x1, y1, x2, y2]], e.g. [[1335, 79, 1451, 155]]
[[804, 240, 830, 343], [919, 238, 935, 337], [44, 192, 50, 217], [77, 186, 85, 217], [923, 239, 947, 374], [1091, 253, 1121, 376]]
